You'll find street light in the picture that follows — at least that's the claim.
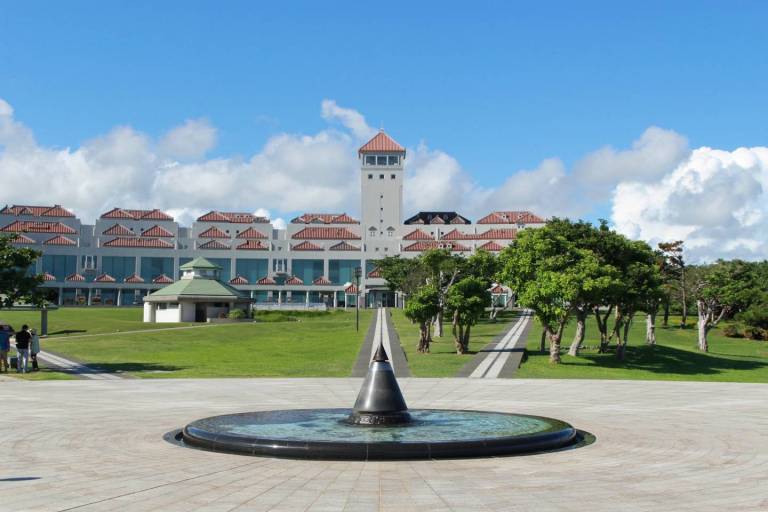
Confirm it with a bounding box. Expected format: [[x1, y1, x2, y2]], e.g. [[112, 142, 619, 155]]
[[354, 266, 362, 332]]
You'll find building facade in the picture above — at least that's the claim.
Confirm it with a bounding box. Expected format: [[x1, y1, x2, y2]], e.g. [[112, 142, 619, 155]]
[[1, 131, 545, 308]]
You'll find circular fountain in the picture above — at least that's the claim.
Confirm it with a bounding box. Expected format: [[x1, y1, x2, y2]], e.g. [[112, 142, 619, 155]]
[[180, 344, 583, 460]]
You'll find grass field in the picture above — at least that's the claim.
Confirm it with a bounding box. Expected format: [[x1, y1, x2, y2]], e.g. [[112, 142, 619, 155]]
[[1, 307, 371, 379], [518, 314, 768, 382], [390, 308, 517, 377]]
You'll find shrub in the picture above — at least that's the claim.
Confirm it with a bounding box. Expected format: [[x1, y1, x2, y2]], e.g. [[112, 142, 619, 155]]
[[743, 326, 767, 341], [737, 305, 768, 330], [228, 309, 247, 320], [721, 324, 744, 338]]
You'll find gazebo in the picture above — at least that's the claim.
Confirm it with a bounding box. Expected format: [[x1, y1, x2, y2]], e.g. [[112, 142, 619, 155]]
[[143, 257, 250, 323]]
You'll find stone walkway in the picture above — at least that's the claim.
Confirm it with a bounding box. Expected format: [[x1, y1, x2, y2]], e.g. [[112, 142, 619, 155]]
[[457, 310, 533, 378], [1, 378, 766, 511], [352, 308, 410, 377]]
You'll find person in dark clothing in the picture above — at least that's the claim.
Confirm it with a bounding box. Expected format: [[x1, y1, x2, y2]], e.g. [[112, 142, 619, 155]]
[[14, 324, 31, 374]]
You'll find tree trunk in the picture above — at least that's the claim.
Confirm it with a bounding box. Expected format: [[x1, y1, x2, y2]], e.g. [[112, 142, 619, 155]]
[[662, 300, 670, 327], [540, 329, 547, 353], [595, 306, 613, 353], [418, 321, 431, 353], [617, 315, 632, 361], [434, 310, 443, 338], [697, 301, 709, 352], [645, 311, 656, 345], [680, 268, 688, 328], [548, 322, 566, 364], [568, 309, 587, 356]]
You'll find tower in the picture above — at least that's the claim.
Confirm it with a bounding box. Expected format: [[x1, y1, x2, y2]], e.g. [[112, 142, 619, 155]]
[[359, 130, 406, 240]]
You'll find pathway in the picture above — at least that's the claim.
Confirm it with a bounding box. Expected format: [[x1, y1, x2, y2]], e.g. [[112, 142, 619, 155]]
[[9, 341, 125, 380], [456, 309, 533, 378], [352, 307, 411, 377]]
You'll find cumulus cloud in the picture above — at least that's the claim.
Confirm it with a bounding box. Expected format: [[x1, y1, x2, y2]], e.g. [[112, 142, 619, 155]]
[[612, 146, 768, 262], [321, 99, 376, 141], [157, 118, 217, 160]]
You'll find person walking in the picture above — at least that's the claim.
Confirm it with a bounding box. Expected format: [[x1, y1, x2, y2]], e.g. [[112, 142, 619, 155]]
[[14, 324, 31, 374], [30, 328, 41, 371], [0, 326, 11, 373]]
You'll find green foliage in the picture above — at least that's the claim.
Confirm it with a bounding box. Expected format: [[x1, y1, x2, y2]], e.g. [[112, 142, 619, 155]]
[[735, 296, 768, 330], [463, 250, 501, 288], [721, 324, 743, 338], [376, 256, 427, 295], [445, 276, 490, 352], [227, 309, 247, 319], [0, 235, 45, 308], [404, 284, 441, 325]]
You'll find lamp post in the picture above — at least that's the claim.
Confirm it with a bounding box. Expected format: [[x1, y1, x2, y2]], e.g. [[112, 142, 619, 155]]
[[354, 266, 362, 332]]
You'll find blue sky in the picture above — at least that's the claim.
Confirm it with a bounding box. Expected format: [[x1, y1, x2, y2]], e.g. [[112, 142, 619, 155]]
[[1, 1, 768, 260]]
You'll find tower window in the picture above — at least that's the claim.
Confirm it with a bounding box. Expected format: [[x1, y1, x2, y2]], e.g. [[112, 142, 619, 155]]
[[390, 174, 396, 179], [376, 156, 387, 165], [368, 174, 373, 179], [365, 155, 376, 165], [388, 156, 399, 165], [379, 174, 384, 179]]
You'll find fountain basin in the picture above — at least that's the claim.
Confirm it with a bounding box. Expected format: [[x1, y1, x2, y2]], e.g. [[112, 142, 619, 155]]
[[181, 408, 578, 460]]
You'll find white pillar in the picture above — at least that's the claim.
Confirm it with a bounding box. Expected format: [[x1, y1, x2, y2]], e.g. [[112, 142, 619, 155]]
[[305, 291, 310, 306], [87, 288, 92, 306], [58, 287, 63, 306], [278, 290, 283, 305], [333, 291, 338, 308], [117, 288, 122, 307]]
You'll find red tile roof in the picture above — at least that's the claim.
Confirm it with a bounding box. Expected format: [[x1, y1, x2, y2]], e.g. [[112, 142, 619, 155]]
[[199, 226, 228, 239], [358, 131, 405, 154], [101, 208, 174, 221], [440, 229, 472, 240], [290, 213, 359, 224], [42, 272, 57, 281], [367, 267, 382, 278], [403, 229, 433, 241], [124, 273, 145, 283], [313, 276, 332, 285], [344, 283, 359, 293], [490, 284, 505, 294], [44, 235, 77, 246], [292, 227, 360, 240], [329, 241, 360, 251], [199, 240, 230, 250], [477, 211, 545, 225], [477, 241, 505, 252], [230, 275, 249, 285], [236, 227, 268, 239], [402, 241, 470, 252], [292, 241, 323, 251], [65, 273, 85, 282], [94, 273, 116, 283], [103, 224, 135, 236], [476, 229, 517, 240], [141, 225, 174, 237], [1, 221, 77, 234], [0, 204, 75, 217], [257, 276, 276, 285], [236, 240, 269, 250], [103, 237, 173, 248], [197, 211, 269, 223], [10, 234, 35, 244], [285, 276, 304, 285], [152, 274, 174, 284]]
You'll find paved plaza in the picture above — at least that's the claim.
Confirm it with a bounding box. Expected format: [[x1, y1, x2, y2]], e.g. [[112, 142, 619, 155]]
[[1, 377, 766, 512]]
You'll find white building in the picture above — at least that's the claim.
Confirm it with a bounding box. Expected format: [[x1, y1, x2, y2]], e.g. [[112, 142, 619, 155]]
[[1, 131, 545, 308]]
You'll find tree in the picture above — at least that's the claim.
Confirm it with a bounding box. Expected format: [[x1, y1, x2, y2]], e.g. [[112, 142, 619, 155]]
[[499, 226, 609, 364], [658, 241, 685, 327], [445, 277, 489, 354], [690, 260, 756, 352], [463, 250, 506, 320], [420, 249, 462, 338], [404, 284, 441, 353], [0, 235, 44, 308], [376, 256, 427, 298]]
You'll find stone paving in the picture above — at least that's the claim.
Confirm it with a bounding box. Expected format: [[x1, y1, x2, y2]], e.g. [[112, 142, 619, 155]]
[[457, 310, 533, 379], [1, 378, 767, 511]]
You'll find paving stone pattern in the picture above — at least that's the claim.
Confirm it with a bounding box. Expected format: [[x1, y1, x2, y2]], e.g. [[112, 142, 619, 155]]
[[1, 378, 767, 511]]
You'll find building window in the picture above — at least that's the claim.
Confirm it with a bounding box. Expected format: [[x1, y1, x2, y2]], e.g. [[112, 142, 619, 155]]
[[368, 174, 373, 179], [376, 156, 387, 165], [365, 155, 376, 165], [388, 156, 399, 165], [379, 174, 384, 179], [387, 231, 392, 237], [390, 174, 396, 179]]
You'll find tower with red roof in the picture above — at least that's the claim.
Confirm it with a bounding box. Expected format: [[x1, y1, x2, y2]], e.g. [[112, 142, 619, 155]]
[[358, 130, 406, 242]]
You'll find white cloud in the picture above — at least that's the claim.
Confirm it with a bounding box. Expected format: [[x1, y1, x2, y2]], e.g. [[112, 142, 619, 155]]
[[612, 146, 768, 262], [158, 118, 217, 160], [321, 99, 376, 140]]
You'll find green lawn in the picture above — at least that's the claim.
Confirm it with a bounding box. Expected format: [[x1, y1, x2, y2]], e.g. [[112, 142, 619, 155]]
[[390, 308, 518, 377], [517, 315, 768, 382], [36, 309, 372, 378], [0, 307, 190, 337]]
